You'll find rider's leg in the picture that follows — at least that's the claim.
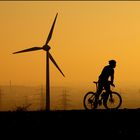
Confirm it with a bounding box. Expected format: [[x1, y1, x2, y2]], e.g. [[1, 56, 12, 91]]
[[104, 82, 111, 100], [94, 83, 103, 108]]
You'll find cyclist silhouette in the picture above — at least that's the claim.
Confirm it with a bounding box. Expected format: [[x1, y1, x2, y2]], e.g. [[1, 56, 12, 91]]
[[94, 59, 116, 108]]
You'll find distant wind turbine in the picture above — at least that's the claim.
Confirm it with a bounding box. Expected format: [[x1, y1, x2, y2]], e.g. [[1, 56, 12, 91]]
[[13, 13, 65, 111]]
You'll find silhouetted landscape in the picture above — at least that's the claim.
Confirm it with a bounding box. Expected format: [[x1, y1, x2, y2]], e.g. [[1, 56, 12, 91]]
[[1, 85, 140, 138], [1, 109, 140, 138]]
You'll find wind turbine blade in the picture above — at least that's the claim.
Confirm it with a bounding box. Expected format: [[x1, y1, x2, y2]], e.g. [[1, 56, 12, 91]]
[[13, 47, 42, 54], [48, 52, 65, 77], [45, 13, 58, 45]]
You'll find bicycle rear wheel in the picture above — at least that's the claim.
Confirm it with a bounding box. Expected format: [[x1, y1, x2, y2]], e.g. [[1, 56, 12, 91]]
[[83, 92, 96, 110], [103, 92, 122, 109]]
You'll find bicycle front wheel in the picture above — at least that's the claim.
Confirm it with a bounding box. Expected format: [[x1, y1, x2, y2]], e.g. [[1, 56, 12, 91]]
[[103, 92, 122, 109], [83, 92, 96, 110]]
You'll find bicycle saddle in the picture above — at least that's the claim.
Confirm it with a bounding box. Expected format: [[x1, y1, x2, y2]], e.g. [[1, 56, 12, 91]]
[[93, 81, 98, 84]]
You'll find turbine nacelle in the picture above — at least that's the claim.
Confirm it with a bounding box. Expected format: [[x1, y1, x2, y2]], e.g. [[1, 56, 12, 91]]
[[42, 44, 51, 51]]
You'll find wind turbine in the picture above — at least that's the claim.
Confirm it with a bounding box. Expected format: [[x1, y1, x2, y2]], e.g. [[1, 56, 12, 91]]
[[13, 13, 65, 111]]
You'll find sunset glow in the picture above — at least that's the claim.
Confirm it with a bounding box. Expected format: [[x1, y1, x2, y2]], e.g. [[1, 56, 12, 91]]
[[0, 1, 140, 110]]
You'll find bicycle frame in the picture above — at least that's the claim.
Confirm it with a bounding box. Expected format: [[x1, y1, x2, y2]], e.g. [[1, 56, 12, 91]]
[[93, 81, 113, 94], [93, 81, 113, 103]]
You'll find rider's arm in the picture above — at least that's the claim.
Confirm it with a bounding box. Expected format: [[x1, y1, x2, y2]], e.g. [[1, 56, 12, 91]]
[[110, 69, 115, 87]]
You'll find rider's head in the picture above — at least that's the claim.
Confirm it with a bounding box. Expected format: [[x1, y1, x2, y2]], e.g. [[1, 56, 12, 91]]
[[108, 59, 116, 68]]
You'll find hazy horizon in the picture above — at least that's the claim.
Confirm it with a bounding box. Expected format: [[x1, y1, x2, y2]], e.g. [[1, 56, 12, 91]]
[[0, 84, 138, 111]]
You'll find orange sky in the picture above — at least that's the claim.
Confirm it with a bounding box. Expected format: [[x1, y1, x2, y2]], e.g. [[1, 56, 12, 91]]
[[0, 1, 140, 90]]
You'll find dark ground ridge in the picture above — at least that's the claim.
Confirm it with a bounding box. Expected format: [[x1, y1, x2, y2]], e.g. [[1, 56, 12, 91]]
[[1, 109, 140, 137]]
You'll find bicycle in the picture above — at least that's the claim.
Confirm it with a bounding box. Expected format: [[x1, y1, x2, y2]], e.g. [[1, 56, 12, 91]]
[[83, 81, 122, 110]]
